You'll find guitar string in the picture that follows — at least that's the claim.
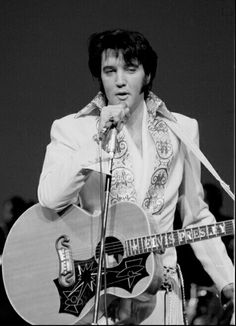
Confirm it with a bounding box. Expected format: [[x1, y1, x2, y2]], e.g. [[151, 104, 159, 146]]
[[69, 226, 234, 269], [64, 221, 233, 257], [61, 222, 234, 259], [60, 222, 233, 263]]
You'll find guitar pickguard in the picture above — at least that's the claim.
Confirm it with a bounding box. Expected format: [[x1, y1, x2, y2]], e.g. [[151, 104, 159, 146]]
[[54, 253, 150, 317]]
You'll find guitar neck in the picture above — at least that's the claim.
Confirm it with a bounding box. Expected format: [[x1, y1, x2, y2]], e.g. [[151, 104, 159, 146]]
[[125, 220, 234, 257]]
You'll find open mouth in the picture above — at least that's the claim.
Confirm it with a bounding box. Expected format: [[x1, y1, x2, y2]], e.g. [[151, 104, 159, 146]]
[[116, 93, 129, 100]]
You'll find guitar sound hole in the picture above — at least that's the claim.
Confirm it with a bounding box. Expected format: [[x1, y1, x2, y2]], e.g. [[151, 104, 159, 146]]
[[96, 236, 124, 268]]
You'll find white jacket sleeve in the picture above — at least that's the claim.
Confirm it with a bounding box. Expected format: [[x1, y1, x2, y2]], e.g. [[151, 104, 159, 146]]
[[37, 115, 109, 211], [178, 118, 234, 293]]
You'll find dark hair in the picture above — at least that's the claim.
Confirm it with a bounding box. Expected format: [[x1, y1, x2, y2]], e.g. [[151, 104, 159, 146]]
[[88, 29, 158, 98]]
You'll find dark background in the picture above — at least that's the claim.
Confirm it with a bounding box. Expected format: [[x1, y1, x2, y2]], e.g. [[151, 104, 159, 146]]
[[0, 1, 234, 324], [0, 0, 234, 216]]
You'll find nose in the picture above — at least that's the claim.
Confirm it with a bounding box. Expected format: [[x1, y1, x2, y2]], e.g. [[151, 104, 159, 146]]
[[116, 70, 126, 87]]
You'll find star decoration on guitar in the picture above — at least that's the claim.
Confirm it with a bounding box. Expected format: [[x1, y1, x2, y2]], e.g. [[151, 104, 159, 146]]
[[56, 259, 101, 315], [54, 253, 150, 318], [115, 258, 145, 288]]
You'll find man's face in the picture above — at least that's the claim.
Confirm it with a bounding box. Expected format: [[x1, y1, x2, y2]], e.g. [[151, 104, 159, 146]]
[[101, 50, 149, 113]]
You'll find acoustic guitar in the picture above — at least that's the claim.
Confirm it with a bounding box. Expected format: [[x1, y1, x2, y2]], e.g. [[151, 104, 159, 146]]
[[2, 202, 234, 324]]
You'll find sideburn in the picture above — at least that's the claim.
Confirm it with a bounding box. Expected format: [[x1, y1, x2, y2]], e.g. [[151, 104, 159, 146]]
[[140, 75, 151, 99]]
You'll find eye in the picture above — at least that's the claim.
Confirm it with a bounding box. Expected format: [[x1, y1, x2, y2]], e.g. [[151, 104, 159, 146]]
[[126, 66, 138, 73], [103, 67, 115, 75]]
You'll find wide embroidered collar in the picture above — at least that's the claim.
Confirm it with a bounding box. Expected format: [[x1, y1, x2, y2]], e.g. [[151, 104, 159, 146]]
[[75, 91, 177, 122]]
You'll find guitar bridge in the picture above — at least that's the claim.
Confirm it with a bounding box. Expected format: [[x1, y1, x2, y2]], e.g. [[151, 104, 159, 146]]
[[55, 235, 75, 287]]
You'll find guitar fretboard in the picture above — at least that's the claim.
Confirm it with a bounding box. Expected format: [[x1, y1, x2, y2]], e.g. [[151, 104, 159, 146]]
[[125, 220, 234, 257]]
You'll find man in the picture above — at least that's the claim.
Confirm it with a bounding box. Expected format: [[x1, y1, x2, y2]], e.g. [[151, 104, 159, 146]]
[[38, 29, 234, 324]]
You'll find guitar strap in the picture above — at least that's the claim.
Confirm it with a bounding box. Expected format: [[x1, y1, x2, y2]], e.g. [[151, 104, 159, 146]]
[[164, 118, 235, 201]]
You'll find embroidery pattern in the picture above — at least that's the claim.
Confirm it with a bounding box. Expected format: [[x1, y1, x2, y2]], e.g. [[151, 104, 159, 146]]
[[88, 91, 174, 212], [110, 131, 137, 204], [142, 113, 173, 215]]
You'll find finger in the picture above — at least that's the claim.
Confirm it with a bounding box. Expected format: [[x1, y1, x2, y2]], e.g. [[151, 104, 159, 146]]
[[118, 102, 128, 109], [124, 107, 130, 117], [117, 121, 124, 132], [119, 103, 130, 116], [99, 104, 129, 134], [106, 120, 113, 128], [98, 116, 112, 132]]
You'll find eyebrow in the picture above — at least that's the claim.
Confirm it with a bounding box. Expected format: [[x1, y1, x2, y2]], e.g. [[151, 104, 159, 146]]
[[125, 62, 139, 68], [102, 62, 140, 70], [102, 65, 115, 71]]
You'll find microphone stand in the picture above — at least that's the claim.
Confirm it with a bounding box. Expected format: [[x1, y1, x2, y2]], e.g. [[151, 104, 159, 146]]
[[92, 127, 117, 325]]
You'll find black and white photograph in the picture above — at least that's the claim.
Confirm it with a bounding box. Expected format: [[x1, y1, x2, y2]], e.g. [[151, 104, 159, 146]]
[[0, 1, 234, 325]]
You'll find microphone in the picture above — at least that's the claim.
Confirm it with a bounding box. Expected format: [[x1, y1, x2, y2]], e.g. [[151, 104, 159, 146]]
[[106, 125, 118, 159]]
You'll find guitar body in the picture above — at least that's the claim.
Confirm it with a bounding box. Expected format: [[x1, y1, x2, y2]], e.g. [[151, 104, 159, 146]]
[[2, 202, 155, 325]]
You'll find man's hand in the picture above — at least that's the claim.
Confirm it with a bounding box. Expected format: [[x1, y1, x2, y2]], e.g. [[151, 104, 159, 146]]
[[220, 283, 234, 325], [98, 103, 130, 139]]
